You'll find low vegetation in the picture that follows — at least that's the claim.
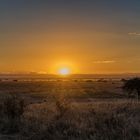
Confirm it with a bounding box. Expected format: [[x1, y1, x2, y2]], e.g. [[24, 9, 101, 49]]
[[0, 94, 25, 134], [0, 95, 139, 140], [0, 79, 139, 139], [123, 78, 140, 99]]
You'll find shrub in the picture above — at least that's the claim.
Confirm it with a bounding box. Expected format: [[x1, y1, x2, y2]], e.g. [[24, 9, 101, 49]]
[[123, 78, 140, 99], [1, 94, 25, 134], [55, 97, 70, 119]]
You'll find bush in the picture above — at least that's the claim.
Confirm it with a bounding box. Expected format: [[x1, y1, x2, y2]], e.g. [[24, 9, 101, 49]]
[[123, 78, 140, 99], [0, 94, 25, 134], [55, 97, 70, 119]]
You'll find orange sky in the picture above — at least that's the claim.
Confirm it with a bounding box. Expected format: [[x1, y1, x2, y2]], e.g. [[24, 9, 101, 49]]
[[0, 0, 140, 74]]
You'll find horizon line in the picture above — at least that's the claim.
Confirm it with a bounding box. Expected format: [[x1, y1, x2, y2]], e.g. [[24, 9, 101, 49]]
[[0, 72, 140, 75]]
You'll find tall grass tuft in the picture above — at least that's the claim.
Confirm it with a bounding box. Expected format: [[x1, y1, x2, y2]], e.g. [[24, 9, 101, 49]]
[[0, 94, 25, 134]]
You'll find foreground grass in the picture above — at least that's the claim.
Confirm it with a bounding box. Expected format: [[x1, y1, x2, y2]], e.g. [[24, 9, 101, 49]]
[[0, 95, 140, 140]]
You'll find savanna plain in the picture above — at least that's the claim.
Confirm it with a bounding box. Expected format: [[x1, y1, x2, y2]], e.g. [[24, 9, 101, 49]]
[[0, 76, 139, 140]]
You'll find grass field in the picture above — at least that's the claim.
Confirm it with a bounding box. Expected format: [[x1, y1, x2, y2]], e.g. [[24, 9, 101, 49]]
[[0, 79, 139, 140], [0, 80, 124, 100]]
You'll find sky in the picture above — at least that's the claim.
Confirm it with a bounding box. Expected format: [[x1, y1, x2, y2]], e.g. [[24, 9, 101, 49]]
[[0, 0, 140, 74]]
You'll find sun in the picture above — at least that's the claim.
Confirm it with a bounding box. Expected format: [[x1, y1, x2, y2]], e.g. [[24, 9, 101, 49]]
[[58, 68, 71, 76]]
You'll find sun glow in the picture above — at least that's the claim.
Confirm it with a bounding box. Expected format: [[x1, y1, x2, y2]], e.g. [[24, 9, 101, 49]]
[[49, 60, 78, 75], [58, 68, 71, 75]]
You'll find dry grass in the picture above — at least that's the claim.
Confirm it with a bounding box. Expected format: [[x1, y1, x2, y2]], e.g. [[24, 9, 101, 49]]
[[0, 81, 139, 140], [0, 96, 139, 140]]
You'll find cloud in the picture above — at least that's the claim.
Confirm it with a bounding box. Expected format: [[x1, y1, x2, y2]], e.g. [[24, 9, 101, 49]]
[[93, 60, 116, 64], [127, 58, 140, 63], [128, 32, 140, 36]]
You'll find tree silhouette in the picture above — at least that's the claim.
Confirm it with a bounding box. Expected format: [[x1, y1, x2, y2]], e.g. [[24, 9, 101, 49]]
[[123, 78, 140, 99]]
